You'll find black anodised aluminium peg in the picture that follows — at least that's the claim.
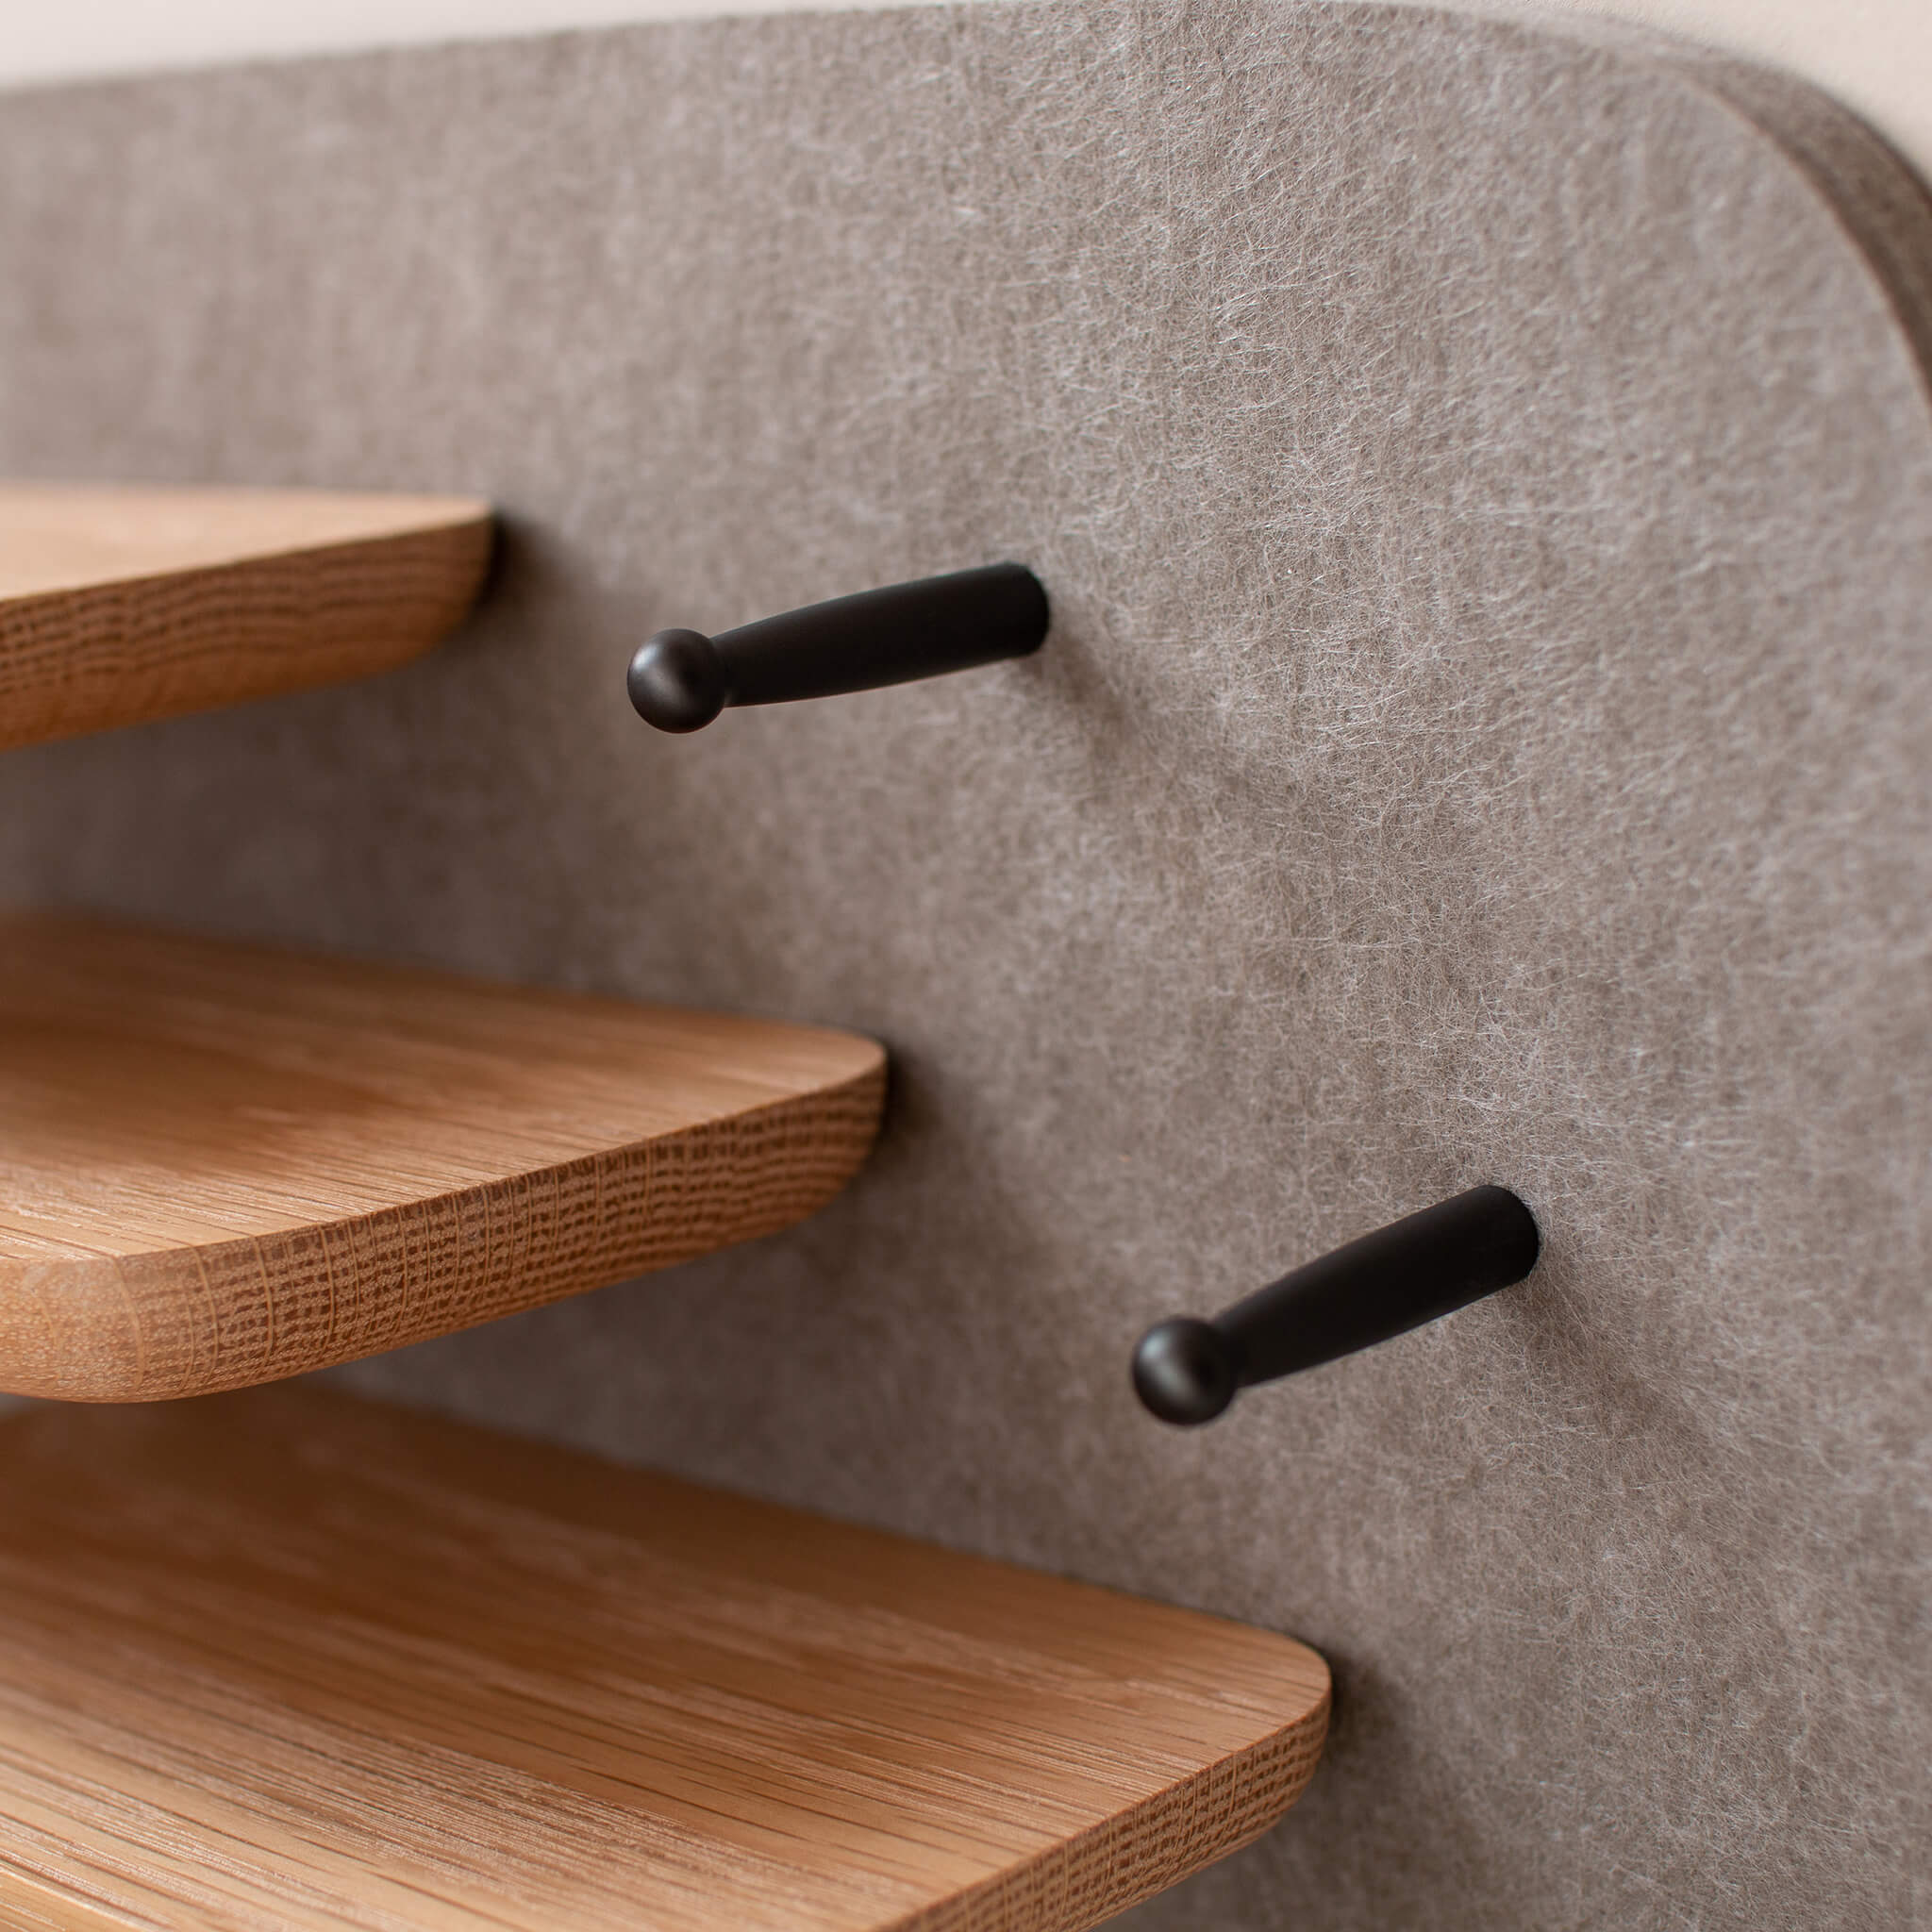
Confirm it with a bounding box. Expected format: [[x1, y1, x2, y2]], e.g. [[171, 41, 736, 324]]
[[1132, 1185, 1541, 1426], [627, 563, 1049, 732]]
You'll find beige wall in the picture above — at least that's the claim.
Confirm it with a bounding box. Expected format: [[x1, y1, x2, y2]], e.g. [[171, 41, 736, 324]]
[[1555, 0, 1932, 180], [1, 1, 1928, 181]]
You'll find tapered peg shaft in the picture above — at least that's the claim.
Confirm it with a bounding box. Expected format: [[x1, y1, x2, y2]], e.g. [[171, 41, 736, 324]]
[[628, 563, 1049, 732], [1133, 1186, 1541, 1425]]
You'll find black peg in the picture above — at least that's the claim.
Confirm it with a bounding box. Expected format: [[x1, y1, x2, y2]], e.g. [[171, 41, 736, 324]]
[[627, 563, 1049, 732], [1132, 1186, 1541, 1426]]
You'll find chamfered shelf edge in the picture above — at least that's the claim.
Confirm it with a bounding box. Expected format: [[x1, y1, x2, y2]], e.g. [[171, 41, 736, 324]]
[[0, 912, 886, 1403], [0, 1387, 1331, 1932], [0, 481, 493, 752]]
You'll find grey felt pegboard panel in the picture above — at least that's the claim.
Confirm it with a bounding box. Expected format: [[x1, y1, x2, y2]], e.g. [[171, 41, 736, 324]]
[[0, 3, 1926, 1926]]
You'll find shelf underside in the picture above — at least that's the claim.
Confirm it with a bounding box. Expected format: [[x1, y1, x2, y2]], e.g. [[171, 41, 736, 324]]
[[0, 483, 492, 751], [0, 1389, 1329, 1932], [0, 914, 885, 1401]]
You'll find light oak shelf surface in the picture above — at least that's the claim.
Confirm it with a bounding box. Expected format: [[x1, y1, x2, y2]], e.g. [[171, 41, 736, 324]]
[[0, 1389, 1330, 1932], [0, 914, 885, 1402], [0, 482, 492, 751]]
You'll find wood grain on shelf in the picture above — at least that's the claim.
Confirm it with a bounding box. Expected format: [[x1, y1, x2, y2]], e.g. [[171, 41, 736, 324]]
[[0, 1387, 1330, 1932], [0, 913, 886, 1402], [0, 483, 492, 750]]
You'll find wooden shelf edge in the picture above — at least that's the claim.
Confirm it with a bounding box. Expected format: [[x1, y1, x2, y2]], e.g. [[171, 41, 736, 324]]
[[913, 1722, 1327, 1932], [0, 914, 886, 1403], [0, 1065, 887, 1405], [0, 484, 493, 751], [0, 1388, 1330, 1932]]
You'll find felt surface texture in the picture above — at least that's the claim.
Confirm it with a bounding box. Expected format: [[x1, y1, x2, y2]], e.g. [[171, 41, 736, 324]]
[[0, 3, 1926, 1925]]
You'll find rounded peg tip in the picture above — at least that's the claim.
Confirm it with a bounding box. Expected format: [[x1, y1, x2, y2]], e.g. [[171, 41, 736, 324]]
[[628, 628, 730, 732], [1132, 1317, 1240, 1426]]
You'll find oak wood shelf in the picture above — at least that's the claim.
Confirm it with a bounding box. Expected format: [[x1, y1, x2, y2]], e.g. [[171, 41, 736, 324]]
[[0, 913, 885, 1402], [0, 1388, 1329, 1932], [0, 482, 492, 751]]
